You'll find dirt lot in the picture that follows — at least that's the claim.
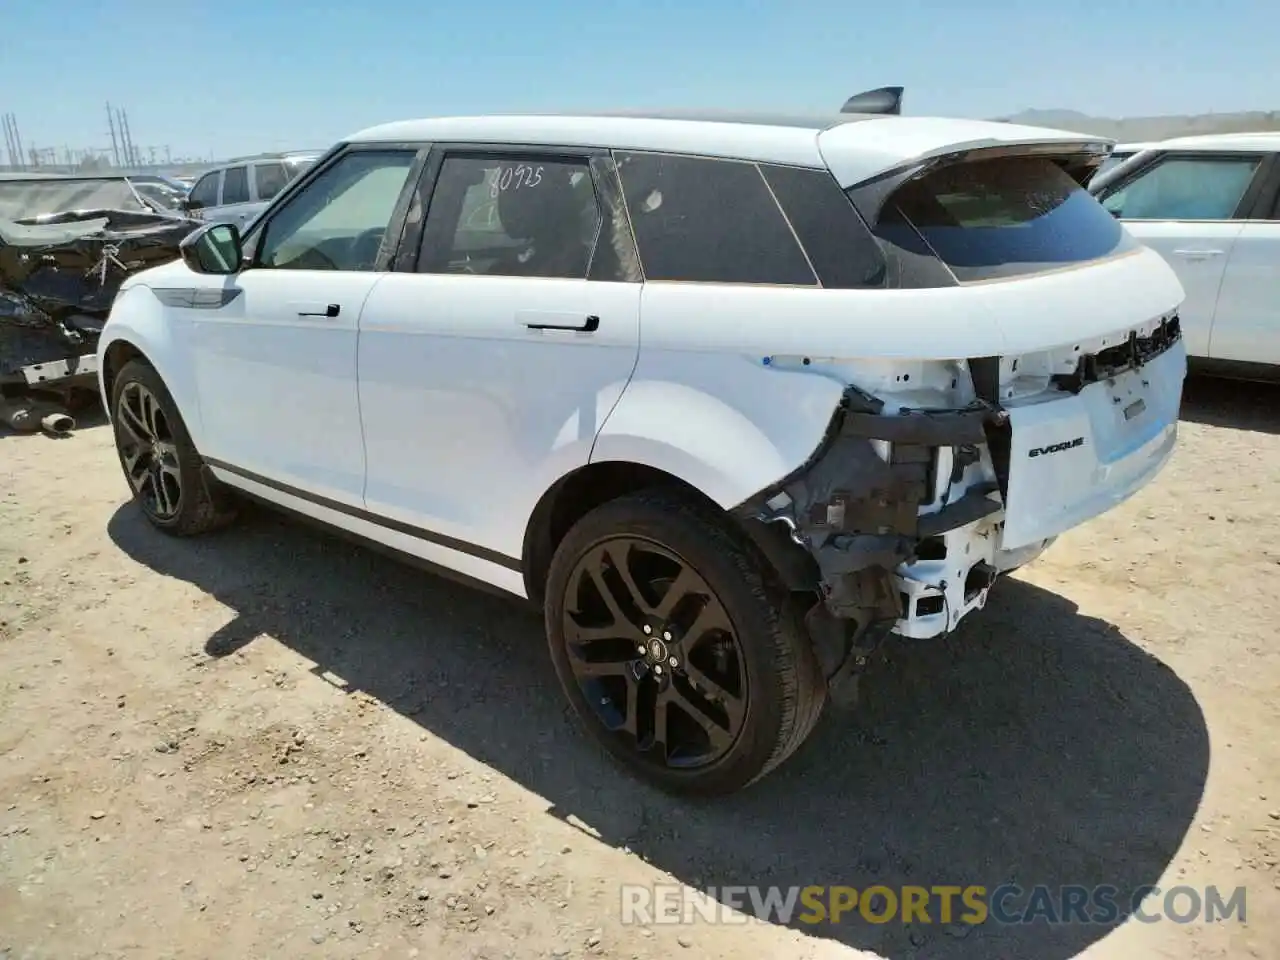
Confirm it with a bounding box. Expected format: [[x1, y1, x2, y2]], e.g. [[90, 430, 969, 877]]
[[2, 377, 1279, 960]]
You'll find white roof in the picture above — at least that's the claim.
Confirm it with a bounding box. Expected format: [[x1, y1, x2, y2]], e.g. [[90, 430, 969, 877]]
[[1121, 131, 1280, 153], [347, 112, 1112, 187]]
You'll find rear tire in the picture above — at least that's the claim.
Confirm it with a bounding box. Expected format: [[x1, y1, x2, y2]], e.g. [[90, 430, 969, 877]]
[[544, 489, 826, 796], [110, 359, 238, 536]]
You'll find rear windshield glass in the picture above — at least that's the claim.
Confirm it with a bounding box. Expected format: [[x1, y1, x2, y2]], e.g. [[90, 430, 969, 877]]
[[0, 177, 148, 220], [871, 156, 1135, 283]]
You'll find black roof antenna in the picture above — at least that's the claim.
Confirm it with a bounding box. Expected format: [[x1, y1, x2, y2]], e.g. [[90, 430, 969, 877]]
[[840, 86, 904, 115]]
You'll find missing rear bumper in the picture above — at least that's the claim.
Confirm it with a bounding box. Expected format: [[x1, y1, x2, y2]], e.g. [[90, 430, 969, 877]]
[[734, 386, 1007, 629]]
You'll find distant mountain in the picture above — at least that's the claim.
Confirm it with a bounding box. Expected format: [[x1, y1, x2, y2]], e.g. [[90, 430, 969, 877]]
[[994, 108, 1280, 142]]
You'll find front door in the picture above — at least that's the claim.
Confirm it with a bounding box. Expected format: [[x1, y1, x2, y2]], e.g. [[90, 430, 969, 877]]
[[357, 147, 642, 575], [189, 146, 422, 504]]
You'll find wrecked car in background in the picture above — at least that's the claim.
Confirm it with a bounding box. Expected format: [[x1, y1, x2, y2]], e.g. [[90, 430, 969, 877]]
[[0, 173, 196, 434]]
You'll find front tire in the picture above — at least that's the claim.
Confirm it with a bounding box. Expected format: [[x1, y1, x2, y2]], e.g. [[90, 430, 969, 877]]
[[544, 489, 827, 796], [110, 359, 238, 536]]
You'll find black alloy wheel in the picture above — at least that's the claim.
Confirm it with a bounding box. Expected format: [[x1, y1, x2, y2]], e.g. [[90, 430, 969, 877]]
[[115, 379, 183, 522], [545, 491, 828, 796], [561, 535, 749, 770], [110, 359, 238, 536]]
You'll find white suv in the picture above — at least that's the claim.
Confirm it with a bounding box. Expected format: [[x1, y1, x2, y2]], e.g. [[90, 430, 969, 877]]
[[97, 110, 1186, 795], [1089, 132, 1280, 379]]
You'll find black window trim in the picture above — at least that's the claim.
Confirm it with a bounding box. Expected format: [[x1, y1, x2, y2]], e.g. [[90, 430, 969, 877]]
[[1096, 149, 1278, 222], [1250, 152, 1280, 220], [240, 141, 430, 272], [397, 141, 641, 283]]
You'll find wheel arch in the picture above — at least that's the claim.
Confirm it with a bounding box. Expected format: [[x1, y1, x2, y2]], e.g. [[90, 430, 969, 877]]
[[520, 458, 819, 609], [101, 338, 153, 405], [97, 285, 203, 445]]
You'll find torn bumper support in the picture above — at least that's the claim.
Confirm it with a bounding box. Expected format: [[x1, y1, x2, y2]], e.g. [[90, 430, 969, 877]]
[[736, 389, 1008, 626]]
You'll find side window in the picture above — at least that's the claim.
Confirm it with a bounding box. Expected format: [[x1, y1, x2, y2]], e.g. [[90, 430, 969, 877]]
[[256, 150, 417, 272], [417, 155, 607, 280], [222, 166, 250, 205], [615, 152, 817, 285], [1101, 157, 1261, 221], [759, 164, 885, 288], [254, 162, 289, 202], [188, 172, 219, 208]]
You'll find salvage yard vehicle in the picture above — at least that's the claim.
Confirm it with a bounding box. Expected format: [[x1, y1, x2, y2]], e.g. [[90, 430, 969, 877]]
[[97, 107, 1187, 794], [0, 173, 196, 433], [181, 152, 320, 230], [1089, 131, 1280, 380]]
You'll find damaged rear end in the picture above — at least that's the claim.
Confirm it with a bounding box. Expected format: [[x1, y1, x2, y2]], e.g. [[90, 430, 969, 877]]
[[736, 127, 1185, 647]]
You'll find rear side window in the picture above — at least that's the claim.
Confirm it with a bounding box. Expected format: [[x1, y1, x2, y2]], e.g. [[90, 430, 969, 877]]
[[759, 164, 885, 288], [615, 152, 817, 285], [222, 166, 249, 205], [874, 156, 1135, 283]]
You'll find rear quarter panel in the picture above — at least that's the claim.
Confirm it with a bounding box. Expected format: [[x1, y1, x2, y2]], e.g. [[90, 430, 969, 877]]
[[595, 248, 1184, 510]]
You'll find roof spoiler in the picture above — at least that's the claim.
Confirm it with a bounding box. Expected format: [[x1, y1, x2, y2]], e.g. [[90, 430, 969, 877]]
[[840, 86, 904, 116]]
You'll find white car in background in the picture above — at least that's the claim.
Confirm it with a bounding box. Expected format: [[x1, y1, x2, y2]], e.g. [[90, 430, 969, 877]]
[[181, 152, 320, 230], [97, 107, 1185, 794], [1090, 131, 1280, 379], [1089, 141, 1156, 182]]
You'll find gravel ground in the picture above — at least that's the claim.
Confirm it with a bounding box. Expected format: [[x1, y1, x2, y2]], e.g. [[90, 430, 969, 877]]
[[1, 376, 1278, 960]]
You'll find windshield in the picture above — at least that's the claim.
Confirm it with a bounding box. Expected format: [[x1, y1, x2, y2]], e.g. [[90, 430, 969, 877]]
[[0, 176, 149, 220]]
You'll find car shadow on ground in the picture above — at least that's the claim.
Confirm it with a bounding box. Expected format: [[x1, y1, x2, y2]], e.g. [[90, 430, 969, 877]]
[[1180, 375, 1280, 435], [108, 503, 1209, 960]]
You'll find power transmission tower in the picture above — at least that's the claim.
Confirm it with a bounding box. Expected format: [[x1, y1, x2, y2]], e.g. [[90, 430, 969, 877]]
[[119, 108, 138, 167], [107, 102, 121, 167], [3, 113, 26, 169]]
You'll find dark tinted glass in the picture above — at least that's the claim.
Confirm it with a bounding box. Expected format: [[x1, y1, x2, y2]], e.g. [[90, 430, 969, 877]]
[[875, 156, 1135, 283], [254, 162, 289, 200], [615, 152, 817, 285], [257, 150, 416, 271], [222, 166, 250, 205], [759, 164, 885, 288], [418, 156, 601, 279], [189, 172, 219, 207]]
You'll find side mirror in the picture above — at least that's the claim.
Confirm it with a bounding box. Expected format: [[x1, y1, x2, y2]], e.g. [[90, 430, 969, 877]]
[[180, 222, 243, 275]]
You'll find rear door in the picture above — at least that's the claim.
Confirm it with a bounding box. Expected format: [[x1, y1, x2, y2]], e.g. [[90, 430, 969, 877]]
[[355, 145, 642, 578], [1098, 152, 1271, 359], [215, 164, 256, 230], [1204, 154, 1280, 365]]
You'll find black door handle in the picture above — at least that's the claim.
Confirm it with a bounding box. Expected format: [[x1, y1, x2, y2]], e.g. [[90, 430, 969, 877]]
[[297, 303, 340, 318], [524, 314, 599, 332]]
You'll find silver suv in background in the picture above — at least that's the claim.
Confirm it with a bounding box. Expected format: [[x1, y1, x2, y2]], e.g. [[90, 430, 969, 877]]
[[182, 152, 319, 229]]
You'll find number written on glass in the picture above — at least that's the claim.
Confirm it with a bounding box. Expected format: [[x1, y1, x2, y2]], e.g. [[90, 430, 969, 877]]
[[488, 164, 544, 198]]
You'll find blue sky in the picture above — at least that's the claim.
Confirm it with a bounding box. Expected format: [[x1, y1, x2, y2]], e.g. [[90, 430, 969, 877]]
[[2, 0, 1276, 161]]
